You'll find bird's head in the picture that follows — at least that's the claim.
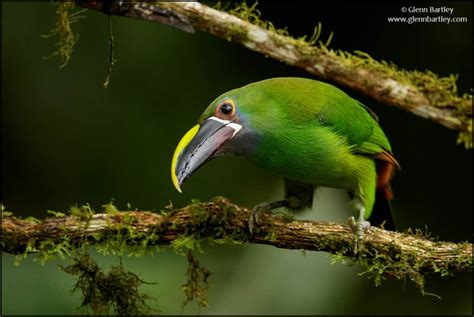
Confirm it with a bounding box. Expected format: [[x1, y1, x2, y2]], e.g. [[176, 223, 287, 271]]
[[170, 77, 318, 192], [171, 87, 263, 193]]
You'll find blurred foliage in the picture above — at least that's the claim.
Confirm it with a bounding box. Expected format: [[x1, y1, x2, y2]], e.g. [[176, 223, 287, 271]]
[[1, 1, 472, 315]]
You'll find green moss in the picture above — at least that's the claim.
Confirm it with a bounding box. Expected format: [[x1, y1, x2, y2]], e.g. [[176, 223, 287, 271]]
[[181, 251, 212, 310], [24, 216, 41, 224], [15, 240, 40, 266], [207, 197, 249, 243], [69, 203, 94, 221], [9, 202, 162, 313], [265, 231, 278, 242], [188, 203, 211, 226], [127, 228, 162, 257], [327, 50, 472, 148], [2, 211, 13, 217], [87, 202, 166, 257], [173, 197, 248, 246], [1, 204, 13, 217], [12, 202, 164, 264], [339, 51, 471, 109], [9, 201, 218, 312], [14, 231, 75, 266], [228, 1, 333, 48], [172, 235, 203, 256], [457, 120, 472, 149], [95, 212, 138, 256], [47, 210, 66, 217], [102, 200, 120, 214], [402, 226, 437, 241], [60, 253, 157, 315], [36, 235, 73, 264], [43, 2, 87, 67], [212, 231, 245, 245], [328, 235, 472, 298]]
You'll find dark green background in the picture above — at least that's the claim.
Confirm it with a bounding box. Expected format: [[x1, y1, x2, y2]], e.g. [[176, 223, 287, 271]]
[[2, 1, 472, 314]]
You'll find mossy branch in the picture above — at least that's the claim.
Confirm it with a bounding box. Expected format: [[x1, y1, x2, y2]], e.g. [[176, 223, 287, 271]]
[[74, 1, 472, 148], [2, 198, 472, 291]]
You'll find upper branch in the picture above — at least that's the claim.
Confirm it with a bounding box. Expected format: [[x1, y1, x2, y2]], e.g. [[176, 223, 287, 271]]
[[2, 198, 472, 286], [75, 1, 472, 147]]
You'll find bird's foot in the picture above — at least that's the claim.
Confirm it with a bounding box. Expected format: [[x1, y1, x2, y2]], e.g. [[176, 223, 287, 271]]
[[248, 202, 273, 235], [248, 199, 290, 235], [348, 207, 370, 254]]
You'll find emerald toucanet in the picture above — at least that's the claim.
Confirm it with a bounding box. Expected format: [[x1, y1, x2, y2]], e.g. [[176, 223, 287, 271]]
[[171, 77, 399, 233]]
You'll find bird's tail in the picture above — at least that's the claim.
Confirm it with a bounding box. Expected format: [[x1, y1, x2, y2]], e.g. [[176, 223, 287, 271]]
[[369, 159, 398, 231], [368, 188, 396, 231]]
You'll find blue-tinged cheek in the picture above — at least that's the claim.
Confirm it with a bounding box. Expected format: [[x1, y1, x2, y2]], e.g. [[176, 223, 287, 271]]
[[230, 128, 260, 156], [220, 110, 260, 156]]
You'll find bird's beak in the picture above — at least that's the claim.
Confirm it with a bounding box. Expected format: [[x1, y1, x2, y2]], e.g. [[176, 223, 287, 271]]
[[171, 117, 242, 192]]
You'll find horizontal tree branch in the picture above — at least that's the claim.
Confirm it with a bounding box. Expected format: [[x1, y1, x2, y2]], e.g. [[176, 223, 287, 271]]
[[75, 1, 472, 147], [2, 198, 472, 286]]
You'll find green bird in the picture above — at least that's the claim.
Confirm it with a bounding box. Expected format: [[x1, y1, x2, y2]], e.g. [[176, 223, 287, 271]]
[[171, 77, 399, 236]]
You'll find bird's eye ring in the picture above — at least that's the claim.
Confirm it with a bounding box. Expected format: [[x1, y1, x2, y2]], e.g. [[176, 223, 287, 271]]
[[216, 100, 236, 118]]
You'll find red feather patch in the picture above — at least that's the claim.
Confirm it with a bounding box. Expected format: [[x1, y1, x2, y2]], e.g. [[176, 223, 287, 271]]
[[375, 151, 400, 200]]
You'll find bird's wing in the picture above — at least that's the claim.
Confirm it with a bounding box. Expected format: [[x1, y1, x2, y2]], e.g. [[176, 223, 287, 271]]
[[319, 100, 400, 194], [313, 92, 398, 166], [280, 78, 397, 165], [354, 137, 399, 167], [351, 125, 399, 168]]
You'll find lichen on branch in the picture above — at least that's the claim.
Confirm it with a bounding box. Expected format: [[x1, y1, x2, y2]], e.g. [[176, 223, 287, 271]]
[[2, 197, 472, 295]]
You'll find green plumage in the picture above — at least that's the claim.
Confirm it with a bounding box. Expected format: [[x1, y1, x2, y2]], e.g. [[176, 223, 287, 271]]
[[201, 77, 396, 220]]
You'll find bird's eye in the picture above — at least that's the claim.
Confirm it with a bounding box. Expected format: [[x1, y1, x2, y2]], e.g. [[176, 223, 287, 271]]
[[220, 102, 234, 115], [215, 100, 237, 119]]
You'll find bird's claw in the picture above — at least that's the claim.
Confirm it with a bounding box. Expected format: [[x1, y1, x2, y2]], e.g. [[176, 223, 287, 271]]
[[348, 215, 370, 254], [248, 202, 272, 235]]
